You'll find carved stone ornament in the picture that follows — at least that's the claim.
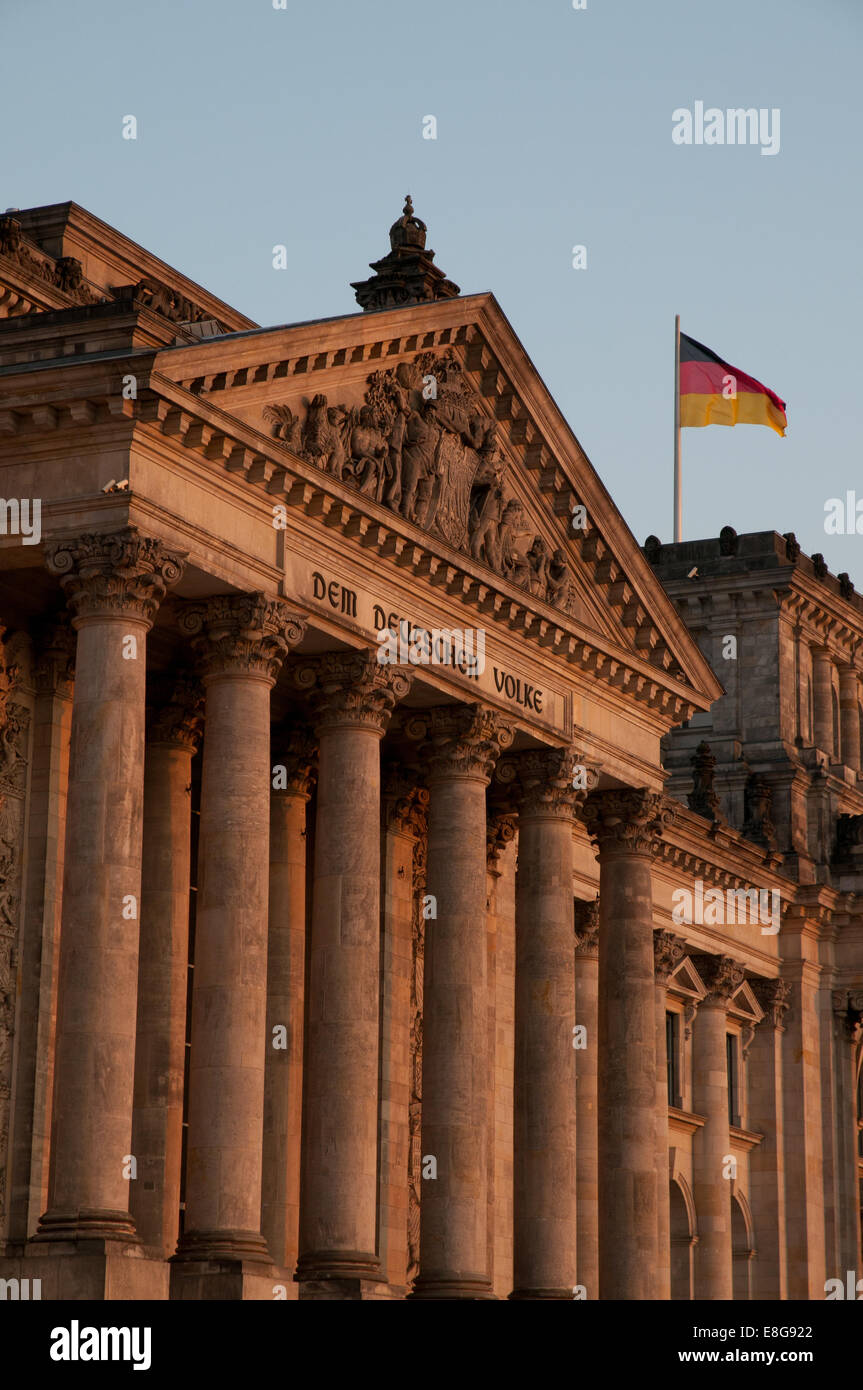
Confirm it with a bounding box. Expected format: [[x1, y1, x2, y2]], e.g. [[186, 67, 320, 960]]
[[654, 930, 686, 982], [832, 990, 863, 1045], [383, 766, 429, 837], [148, 674, 204, 753], [273, 726, 317, 799], [753, 977, 791, 1031], [262, 344, 579, 615], [351, 195, 460, 312], [128, 275, 210, 324], [486, 810, 517, 874], [688, 740, 720, 821], [582, 787, 674, 857], [497, 746, 592, 819], [573, 896, 599, 955], [0, 216, 103, 304], [179, 593, 306, 683], [294, 649, 412, 732], [46, 528, 186, 625], [405, 703, 514, 782], [692, 953, 746, 1007], [742, 773, 776, 851]]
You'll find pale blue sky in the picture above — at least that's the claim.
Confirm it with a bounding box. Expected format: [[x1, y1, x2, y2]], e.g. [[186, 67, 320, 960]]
[[2, 0, 861, 574]]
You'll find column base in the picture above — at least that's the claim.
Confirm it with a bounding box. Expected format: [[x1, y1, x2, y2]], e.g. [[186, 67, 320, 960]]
[[297, 1277, 393, 1301], [0, 1243, 168, 1300], [409, 1273, 496, 1300], [508, 1286, 575, 1300], [170, 1228, 279, 1299], [294, 1249, 382, 1283], [32, 1207, 140, 1244]]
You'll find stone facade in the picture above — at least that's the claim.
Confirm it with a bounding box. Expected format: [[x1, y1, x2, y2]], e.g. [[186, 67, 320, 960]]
[[0, 201, 859, 1300]]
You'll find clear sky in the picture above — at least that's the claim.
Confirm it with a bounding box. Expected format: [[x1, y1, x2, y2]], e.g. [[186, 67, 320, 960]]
[[2, 0, 861, 575]]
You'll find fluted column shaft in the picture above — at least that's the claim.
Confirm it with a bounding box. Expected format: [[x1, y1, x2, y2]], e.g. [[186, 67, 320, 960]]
[[131, 681, 202, 1256], [654, 932, 685, 1300], [839, 666, 861, 771], [749, 978, 790, 1299], [296, 652, 410, 1289], [412, 706, 513, 1299], [36, 530, 183, 1243], [261, 732, 314, 1276], [584, 788, 672, 1300], [174, 595, 304, 1271], [812, 648, 835, 757], [510, 750, 580, 1299], [573, 902, 599, 1298], [692, 954, 744, 1300]]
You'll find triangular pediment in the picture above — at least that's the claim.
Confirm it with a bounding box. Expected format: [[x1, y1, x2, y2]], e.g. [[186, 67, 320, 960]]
[[668, 956, 708, 1001], [152, 293, 720, 706], [729, 979, 764, 1025]]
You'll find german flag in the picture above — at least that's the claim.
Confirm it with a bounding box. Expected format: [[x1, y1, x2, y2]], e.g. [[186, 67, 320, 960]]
[[680, 333, 787, 436]]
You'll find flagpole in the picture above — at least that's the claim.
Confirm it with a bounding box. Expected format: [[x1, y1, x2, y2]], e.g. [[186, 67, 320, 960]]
[[673, 313, 682, 542]]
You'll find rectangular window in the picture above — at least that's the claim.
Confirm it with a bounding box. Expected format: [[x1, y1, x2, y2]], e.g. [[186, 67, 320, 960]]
[[727, 1033, 741, 1128], [666, 1011, 681, 1108]]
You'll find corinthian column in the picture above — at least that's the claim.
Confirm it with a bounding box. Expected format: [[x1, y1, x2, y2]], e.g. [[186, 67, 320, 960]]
[[131, 677, 203, 1257], [583, 787, 673, 1300], [294, 651, 411, 1296], [507, 748, 581, 1299], [171, 595, 305, 1298], [811, 648, 835, 757], [261, 728, 315, 1279], [573, 899, 599, 1298], [411, 705, 514, 1300], [653, 930, 686, 1301], [691, 953, 745, 1301], [35, 530, 184, 1245]]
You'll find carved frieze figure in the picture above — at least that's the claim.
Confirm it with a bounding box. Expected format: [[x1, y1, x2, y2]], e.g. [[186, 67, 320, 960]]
[[263, 403, 303, 453], [349, 405, 391, 501], [302, 393, 349, 478]]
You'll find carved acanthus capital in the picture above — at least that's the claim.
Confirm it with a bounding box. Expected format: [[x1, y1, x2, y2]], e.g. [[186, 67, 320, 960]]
[[654, 930, 687, 982], [486, 811, 517, 874], [148, 676, 204, 754], [382, 766, 429, 837], [582, 787, 674, 858], [692, 953, 745, 1008], [272, 726, 317, 798], [497, 746, 595, 820], [573, 897, 600, 955], [179, 593, 305, 684], [295, 649, 412, 733], [405, 703, 514, 783], [46, 529, 185, 626], [832, 990, 863, 1044], [752, 978, 792, 1031], [32, 617, 76, 699]]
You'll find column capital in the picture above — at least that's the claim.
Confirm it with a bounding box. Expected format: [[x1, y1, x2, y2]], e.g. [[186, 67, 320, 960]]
[[406, 703, 514, 783], [295, 649, 412, 734], [497, 746, 596, 820], [752, 977, 792, 1031], [179, 593, 306, 685], [486, 809, 517, 874], [831, 989, 863, 1044], [272, 726, 317, 799], [654, 929, 686, 982], [382, 767, 428, 837], [692, 952, 745, 1008], [46, 527, 185, 627], [573, 896, 599, 956], [582, 787, 674, 857], [147, 675, 204, 754]]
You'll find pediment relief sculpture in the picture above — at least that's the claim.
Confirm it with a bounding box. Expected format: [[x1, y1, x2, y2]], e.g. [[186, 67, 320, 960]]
[[263, 348, 579, 615]]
